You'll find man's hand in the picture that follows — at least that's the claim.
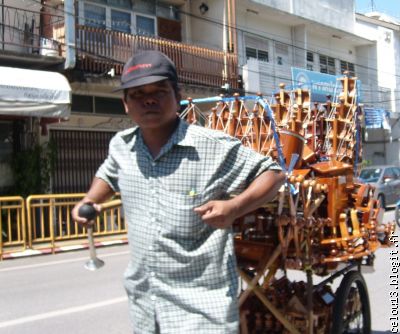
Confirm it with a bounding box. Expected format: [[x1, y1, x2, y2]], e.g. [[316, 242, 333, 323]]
[[71, 201, 101, 227], [194, 199, 239, 229], [71, 177, 115, 227], [194, 170, 285, 229]]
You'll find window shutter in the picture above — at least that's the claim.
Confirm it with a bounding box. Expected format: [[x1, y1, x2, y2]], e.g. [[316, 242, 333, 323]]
[[157, 17, 182, 42]]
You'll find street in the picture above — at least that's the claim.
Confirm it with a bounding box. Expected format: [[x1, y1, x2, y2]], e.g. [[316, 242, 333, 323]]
[[0, 210, 398, 334], [0, 246, 131, 334]]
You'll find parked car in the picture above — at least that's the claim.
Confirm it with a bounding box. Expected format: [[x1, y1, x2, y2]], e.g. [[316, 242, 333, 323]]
[[358, 165, 400, 208], [395, 199, 400, 228]]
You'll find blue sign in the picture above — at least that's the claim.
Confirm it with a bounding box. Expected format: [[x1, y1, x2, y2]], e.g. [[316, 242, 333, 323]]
[[364, 108, 390, 129], [291, 67, 362, 103]]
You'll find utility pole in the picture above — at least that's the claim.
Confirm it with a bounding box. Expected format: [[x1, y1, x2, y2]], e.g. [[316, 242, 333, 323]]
[[370, 0, 376, 11]]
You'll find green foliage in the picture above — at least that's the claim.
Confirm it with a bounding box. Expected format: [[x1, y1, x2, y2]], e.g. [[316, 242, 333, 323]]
[[360, 159, 372, 168], [11, 141, 57, 197]]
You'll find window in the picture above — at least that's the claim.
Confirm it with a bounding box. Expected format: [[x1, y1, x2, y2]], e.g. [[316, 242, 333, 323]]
[[383, 168, 396, 180], [157, 16, 182, 41], [84, 3, 106, 28], [319, 54, 336, 75], [328, 57, 335, 71], [95, 97, 125, 115], [306, 51, 314, 71], [257, 50, 269, 62], [72, 95, 94, 113], [385, 167, 399, 180], [245, 47, 257, 59], [111, 9, 131, 33], [245, 35, 269, 62], [72, 95, 125, 115], [136, 14, 156, 36], [359, 168, 382, 183], [319, 55, 327, 73], [340, 60, 355, 76], [246, 48, 268, 61], [81, 1, 157, 36], [245, 47, 269, 62]]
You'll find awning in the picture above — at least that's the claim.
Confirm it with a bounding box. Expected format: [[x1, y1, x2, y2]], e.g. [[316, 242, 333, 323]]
[[0, 66, 71, 118]]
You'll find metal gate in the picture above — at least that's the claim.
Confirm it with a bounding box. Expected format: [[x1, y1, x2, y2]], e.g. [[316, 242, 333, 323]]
[[50, 130, 115, 193]]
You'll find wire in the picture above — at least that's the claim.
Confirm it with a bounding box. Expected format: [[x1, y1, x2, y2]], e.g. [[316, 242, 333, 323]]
[[4, 1, 400, 108], [24, 0, 400, 81], [176, 8, 400, 81], [3, 16, 399, 106]]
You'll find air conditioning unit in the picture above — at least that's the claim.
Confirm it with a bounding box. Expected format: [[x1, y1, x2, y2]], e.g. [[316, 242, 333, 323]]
[[40, 37, 58, 56]]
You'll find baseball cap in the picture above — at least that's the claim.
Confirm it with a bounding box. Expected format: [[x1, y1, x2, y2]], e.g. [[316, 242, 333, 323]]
[[114, 50, 178, 91]]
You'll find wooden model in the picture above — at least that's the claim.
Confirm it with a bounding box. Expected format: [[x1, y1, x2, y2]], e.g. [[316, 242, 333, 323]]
[[180, 73, 395, 334]]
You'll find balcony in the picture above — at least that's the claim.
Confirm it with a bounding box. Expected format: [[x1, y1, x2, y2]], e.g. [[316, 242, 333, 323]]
[[77, 26, 238, 88], [0, 4, 239, 90], [76, 26, 239, 90], [0, 4, 65, 67]]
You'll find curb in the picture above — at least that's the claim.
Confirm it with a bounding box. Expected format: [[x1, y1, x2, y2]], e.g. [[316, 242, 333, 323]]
[[2, 238, 129, 260]]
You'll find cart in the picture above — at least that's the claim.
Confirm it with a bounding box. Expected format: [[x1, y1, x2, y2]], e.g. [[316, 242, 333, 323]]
[[180, 73, 395, 333]]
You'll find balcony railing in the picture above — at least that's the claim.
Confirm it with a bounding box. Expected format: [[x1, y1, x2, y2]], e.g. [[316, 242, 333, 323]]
[[76, 25, 239, 89], [0, 4, 65, 57]]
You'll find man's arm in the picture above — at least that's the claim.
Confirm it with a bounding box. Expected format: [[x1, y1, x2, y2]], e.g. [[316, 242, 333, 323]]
[[194, 170, 285, 229], [71, 177, 115, 225]]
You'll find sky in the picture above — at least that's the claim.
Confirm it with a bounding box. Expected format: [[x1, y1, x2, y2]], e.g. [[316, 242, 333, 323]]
[[356, 0, 400, 20]]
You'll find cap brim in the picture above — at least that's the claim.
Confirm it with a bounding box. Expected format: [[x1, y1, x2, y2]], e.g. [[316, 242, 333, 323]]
[[113, 75, 169, 92]]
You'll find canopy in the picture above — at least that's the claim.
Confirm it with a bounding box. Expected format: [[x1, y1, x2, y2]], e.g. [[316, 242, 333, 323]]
[[0, 66, 71, 118]]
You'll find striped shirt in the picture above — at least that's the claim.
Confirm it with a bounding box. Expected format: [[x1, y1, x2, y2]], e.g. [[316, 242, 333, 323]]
[[96, 118, 280, 333]]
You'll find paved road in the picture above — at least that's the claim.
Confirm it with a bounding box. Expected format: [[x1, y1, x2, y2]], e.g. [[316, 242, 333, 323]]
[[0, 246, 132, 334], [0, 211, 397, 333]]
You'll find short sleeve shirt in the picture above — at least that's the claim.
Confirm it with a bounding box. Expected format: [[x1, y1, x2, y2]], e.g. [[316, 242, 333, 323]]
[[96, 118, 281, 334]]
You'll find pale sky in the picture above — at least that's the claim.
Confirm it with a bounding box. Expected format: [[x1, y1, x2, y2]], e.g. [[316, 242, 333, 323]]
[[356, 0, 400, 20]]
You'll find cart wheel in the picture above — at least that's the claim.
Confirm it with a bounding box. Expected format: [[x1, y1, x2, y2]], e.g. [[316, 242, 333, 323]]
[[330, 270, 371, 334]]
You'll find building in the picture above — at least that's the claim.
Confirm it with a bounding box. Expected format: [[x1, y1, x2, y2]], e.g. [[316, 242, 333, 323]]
[[0, 0, 73, 195], [355, 12, 400, 165], [1, 0, 399, 195], [0, 0, 239, 194], [224, 0, 399, 165]]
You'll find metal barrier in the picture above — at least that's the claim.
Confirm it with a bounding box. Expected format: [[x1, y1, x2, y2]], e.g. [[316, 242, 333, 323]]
[[0, 196, 26, 259], [25, 194, 125, 253]]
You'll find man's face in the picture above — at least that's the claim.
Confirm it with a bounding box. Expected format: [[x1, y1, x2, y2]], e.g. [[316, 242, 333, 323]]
[[123, 80, 180, 130]]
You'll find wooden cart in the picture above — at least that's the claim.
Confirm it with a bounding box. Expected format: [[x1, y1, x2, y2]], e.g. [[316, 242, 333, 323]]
[[180, 74, 395, 333]]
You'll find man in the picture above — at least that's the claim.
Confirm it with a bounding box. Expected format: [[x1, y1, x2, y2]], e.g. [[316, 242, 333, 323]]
[[72, 50, 285, 333]]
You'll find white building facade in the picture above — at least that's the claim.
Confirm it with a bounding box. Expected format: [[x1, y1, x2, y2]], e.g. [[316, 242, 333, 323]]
[[355, 13, 400, 165], [191, 0, 400, 165]]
